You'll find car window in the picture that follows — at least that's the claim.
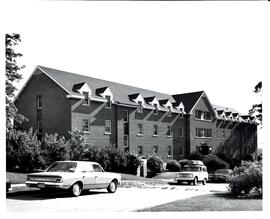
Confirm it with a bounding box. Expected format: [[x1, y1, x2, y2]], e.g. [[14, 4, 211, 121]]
[[93, 164, 104, 172], [81, 163, 93, 172], [46, 162, 77, 172]]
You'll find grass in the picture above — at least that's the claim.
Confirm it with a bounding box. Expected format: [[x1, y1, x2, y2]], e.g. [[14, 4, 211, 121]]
[[137, 192, 263, 211]]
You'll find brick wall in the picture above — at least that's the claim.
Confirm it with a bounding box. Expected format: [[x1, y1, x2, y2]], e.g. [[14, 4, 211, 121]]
[[16, 69, 71, 138]]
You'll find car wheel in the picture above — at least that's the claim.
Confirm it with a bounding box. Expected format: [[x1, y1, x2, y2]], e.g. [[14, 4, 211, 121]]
[[202, 179, 206, 185], [71, 183, 82, 197], [193, 177, 198, 186], [177, 180, 182, 185], [107, 180, 117, 193]]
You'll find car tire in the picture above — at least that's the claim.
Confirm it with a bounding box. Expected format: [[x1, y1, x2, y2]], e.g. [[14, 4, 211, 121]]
[[202, 179, 206, 185], [193, 177, 198, 186], [107, 180, 117, 193], [71, 183, 82, 197], [177, 180, 182, 185]]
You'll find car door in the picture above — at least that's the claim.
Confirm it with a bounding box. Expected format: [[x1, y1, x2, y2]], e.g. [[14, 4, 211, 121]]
[[81, 163, 96, 189], [93, 164, 109, 189]]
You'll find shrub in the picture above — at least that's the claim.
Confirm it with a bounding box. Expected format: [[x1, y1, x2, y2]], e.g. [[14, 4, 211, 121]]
[[6, 128, 43, 172], [147, 155, 163, 174], [205, 159, 226, 172], [68, 130, 88, 160], [126, 154, 141, 174], [229, 161, 262, 196], [166, 160, 181, 172], [40, 133, 69, 168]]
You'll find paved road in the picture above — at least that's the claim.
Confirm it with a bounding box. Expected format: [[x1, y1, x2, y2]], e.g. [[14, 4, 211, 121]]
[[7, 183, 228, 212]]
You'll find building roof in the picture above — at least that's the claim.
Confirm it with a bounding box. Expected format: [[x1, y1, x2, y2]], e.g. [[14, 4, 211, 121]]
[[38, 66, 175, 106], [172, 91, 204, 113]]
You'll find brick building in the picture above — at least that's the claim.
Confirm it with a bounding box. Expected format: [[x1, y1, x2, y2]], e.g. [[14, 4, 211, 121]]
[[15, 66, 257, 162]]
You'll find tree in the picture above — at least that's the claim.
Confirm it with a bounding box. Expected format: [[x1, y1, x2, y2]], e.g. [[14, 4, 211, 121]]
[[6, 33, 27, 130], [249, 81, 262, 125]]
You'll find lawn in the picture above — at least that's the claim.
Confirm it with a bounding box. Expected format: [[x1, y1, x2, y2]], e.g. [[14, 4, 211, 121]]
[[137, 192, 263, 211]]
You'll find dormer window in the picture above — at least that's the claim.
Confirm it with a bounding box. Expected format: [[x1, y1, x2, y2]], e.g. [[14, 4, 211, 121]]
[[167, 106, 171, 117], [105, 95, 111, 108], [154, 104, 158, 115], [137, 101, 143, 113], [83, 92, 89, 105]]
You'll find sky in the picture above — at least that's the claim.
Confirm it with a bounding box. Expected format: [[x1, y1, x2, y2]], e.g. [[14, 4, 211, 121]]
[[1, 1, 267, 116]]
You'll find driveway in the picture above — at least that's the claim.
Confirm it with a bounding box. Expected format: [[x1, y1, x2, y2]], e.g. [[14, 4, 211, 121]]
[[7, 183, 229, 212]]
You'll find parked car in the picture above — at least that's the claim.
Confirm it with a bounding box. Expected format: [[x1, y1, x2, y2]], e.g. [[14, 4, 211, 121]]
[[208, 169, 233, 183], [175, 163, 208, 185], [25, 161, 121, 196]]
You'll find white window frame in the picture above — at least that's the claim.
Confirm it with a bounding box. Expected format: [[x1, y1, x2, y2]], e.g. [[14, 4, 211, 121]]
[[138, 146, 143, 156], [123, 110, 129, 122], [167, 125, 172, 137], [153, 145, 158, 154], [167, 146, 172, 157], [137, 101, 143, 113], [83, 91, 89, 106], [105, 120, 112, 134], [137, 123, 143, 135], [153, 124, 158, 136], [105, 95, 112, 108], [82, 119, 90, 132], [153, 103, 158, 115]]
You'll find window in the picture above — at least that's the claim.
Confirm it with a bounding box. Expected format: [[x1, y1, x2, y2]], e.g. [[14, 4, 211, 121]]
[[124, 123, 129, 135], [222, 130, 226, 139], [37, 121, 43, 134], [83, 92, 89, 105], [138, 123, 143, 135], [82, 119, 90, 132], [37, 95, 42, 109], [167, 106, 171, 117], [153, 145, 158, 154], [124, 135, 129, 147], [204, 129, 212, 137], [154, 103, 158, 115], [195, 128, 212, 138], [93, 164, 104, 172], [138, 146, 143, 155], [153, 125, 158, 136], [105, 120, 111, 134], [167, 125, 172, 136], [105, 95, 111, 108], [37, 109, 42, 121], [205, 112, 211, 120], [124, 110, 129, 122], [195, 110, 211, 121], [179, 127, 183, 137], [137, 101, 143, 113], [167, 146, 172, 157], [179, 113, 183, 118]]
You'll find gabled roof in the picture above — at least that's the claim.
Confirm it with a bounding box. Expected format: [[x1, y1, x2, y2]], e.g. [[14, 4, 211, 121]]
[[96, 86, 109, 96], [172, 91, 204, 113], [72, 82, 86, 92], [36, 66, 175, 105], [159, 99, 170, 106], [144, 96, 156, 104]]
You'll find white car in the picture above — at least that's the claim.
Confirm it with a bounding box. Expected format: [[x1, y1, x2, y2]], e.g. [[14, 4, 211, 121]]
[[175, 164, 208, 185], [25, 161, 121, 196]]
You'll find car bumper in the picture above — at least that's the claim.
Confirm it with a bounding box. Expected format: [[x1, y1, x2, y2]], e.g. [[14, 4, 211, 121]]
[[175, 177, 194, 182], [25, 181, 68, 189]]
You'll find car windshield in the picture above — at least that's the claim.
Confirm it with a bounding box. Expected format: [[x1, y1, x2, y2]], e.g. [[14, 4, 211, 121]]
[[46, 162, 77, 173], [182, 166, 200, 172], [215, 169, 231, 174]]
